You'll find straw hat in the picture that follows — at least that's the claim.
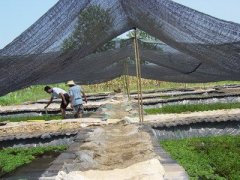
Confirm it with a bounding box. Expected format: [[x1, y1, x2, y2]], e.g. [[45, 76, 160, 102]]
[[66, 80, 76, 86]]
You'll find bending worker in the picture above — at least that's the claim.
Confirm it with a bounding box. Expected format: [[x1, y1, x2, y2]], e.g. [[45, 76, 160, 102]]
[[67, 80, 87, 118], [44, 86, 70, 119]]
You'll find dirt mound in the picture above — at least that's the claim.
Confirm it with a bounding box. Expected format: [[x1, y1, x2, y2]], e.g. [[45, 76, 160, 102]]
[[62, 123, 158, 171], [53, 123, 165, 179]]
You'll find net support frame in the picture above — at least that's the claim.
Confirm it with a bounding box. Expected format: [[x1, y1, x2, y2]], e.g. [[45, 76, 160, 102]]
[[133, 28, 144, 123]]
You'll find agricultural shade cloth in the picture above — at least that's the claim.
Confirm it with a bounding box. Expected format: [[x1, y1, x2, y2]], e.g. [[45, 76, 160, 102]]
[[1, 0, 240, 95]]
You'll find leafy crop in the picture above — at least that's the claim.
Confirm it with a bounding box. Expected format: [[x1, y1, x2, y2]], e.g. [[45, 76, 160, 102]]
[[0, 115, 62, 123], [161, 135, 240, 179], [0, 146, 67, 177], [145, 102, 240, 114]]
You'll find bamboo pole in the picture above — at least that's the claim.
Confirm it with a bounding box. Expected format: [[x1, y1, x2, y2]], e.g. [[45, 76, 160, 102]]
[[133, 28, 144, 123], [135, 31, 144, 123], [124, 60, 130, 100]]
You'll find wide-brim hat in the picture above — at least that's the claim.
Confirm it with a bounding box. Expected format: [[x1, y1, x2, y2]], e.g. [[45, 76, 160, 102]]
[[66, 80, 76, 86]]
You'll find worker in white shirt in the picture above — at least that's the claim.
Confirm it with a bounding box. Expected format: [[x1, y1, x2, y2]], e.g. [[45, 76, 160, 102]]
[[44, 86, 70, 119]]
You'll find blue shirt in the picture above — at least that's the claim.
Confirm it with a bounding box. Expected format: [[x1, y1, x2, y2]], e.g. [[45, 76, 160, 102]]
[[69, 85, 83, 106]]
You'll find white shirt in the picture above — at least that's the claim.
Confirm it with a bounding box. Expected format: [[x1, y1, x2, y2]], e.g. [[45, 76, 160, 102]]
[[69, 85, 83, 106], [51, 87, 67, 99]]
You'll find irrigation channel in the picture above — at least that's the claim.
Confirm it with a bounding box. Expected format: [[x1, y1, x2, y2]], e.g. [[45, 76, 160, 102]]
[[1, 86, 240, 179], [2, 152, 61, 180]]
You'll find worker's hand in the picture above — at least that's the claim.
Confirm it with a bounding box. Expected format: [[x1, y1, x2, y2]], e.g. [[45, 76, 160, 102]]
[[64, 101, 67, 105], [71, 104, 74, 109]]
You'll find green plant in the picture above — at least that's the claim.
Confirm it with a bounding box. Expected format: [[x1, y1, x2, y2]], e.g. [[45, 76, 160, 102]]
[[0, 115, 62, 123], [127, 29, 160, 51], [145, 102, 240, 114], [0, 83, 68, 106], [0, 146, 67, 177], [62, 5, 113, 52], [161, 135, 240, 179]]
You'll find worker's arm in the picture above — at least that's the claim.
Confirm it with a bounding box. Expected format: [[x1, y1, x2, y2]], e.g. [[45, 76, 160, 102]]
[[44, 97, 53, 109], [81, 90, 87, 104], [60, 93, 67, 105]]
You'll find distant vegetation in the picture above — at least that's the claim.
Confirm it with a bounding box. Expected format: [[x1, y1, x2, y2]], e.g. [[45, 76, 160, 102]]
[[145, 102, 240, 114], [0, 78, 240, 106], [0, 83, 67, 106], [0, 146, 67, 177], [62, 5, 113, 52], [161, 135, 240, 179]]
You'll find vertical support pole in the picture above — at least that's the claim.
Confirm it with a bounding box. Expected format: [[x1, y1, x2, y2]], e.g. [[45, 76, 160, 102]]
[[136, 34, 144, 123], [124, 59, 130, 100], [133, 34, 141, 123], [133, 28, 144, 123]]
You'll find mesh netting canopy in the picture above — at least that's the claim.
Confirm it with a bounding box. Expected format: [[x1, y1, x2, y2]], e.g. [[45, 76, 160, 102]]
[[1, 0, 240, 95]]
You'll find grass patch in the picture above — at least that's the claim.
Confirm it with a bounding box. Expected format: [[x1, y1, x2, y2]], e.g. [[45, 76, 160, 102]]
[[0, 79, 240, 106], [160, 135, 240, 179], [145, 102, 240, 114], [0, 115, 62, 123], [0, 146, 67, 177], [0, 84, 68, 106]]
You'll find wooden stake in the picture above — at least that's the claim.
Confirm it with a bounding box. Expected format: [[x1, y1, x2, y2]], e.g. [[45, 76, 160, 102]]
[[133, 29, 144, 123]]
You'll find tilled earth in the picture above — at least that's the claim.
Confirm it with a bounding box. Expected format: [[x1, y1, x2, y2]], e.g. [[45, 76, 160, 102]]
[[42, 123, 169, 180]]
